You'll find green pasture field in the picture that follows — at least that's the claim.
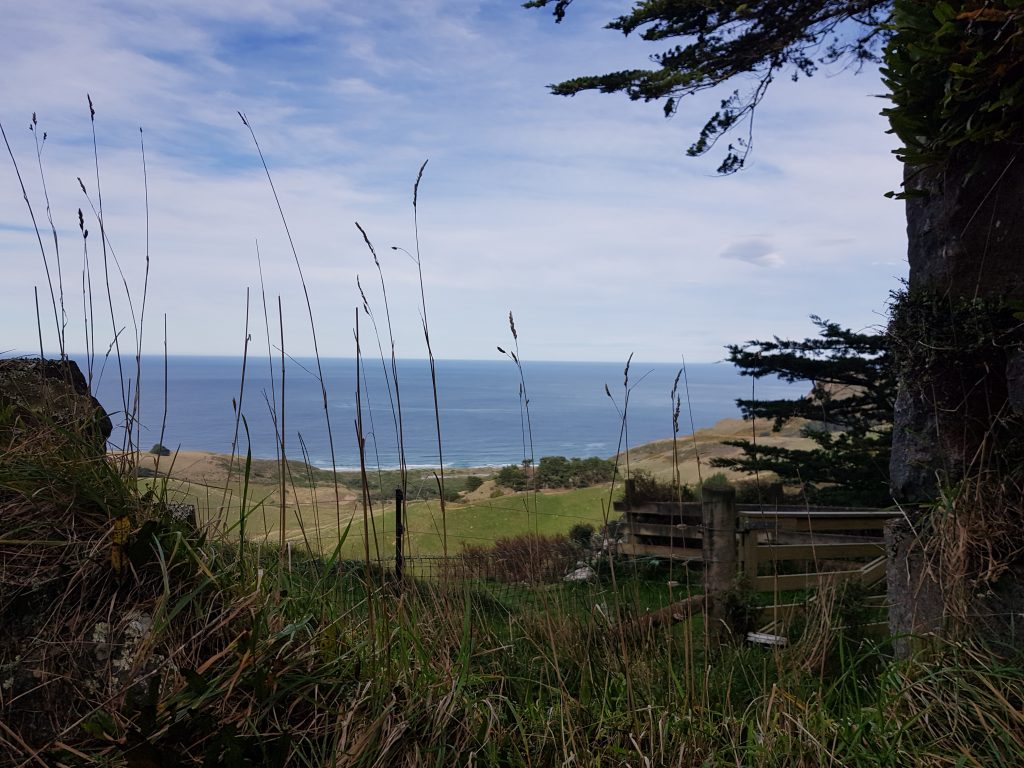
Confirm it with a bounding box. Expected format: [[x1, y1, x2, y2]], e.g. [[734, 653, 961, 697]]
[[148, 470, 617, 558]]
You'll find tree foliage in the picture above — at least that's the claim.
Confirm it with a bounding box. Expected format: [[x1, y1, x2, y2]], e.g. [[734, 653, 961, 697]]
[[525, 0, 891, 173], [883, 1, 1024, 169], [496, 463, 529, 491], [495, 456, 616, 490], [710, 317, 895, 506], [536, 455, 616, 488]]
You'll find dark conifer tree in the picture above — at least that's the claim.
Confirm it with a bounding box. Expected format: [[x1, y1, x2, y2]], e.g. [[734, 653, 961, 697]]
[[711, 318, 894, 506]]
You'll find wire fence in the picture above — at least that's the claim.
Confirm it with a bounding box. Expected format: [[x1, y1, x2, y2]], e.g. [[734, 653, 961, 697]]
[[292, 550, 697, 618]]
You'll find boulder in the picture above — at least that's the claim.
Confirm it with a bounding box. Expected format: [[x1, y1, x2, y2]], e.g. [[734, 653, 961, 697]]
[[564, 563, 596, 582], [0, 357, 112, 453]]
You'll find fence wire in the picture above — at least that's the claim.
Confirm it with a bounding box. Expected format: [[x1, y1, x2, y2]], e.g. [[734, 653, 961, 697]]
[[287, 551, 697, 618]]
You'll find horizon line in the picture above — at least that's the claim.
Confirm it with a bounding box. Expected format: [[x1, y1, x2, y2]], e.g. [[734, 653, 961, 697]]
[[4, 350, 728, 366]]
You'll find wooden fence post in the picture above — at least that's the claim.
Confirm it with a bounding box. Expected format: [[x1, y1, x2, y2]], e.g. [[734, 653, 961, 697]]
[[739, 514, 758, 582], [703, 488, 737, 643]]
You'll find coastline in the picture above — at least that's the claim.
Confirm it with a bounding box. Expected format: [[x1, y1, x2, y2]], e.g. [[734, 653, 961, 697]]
[[132, 415, 815, 489]]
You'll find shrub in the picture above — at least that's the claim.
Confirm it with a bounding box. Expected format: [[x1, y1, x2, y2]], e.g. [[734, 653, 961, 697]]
[[149, 442, 171, 456], [463, 475, 484, 492], [456, 534, 579, 583], [536, 455, 571, 487], [533, 455, 617, 489], [495, 464, 528, 490], [496, 457, 616, 491], [701, 472, 732, 490], [625, 469, 694, 503], [568, 522, 595, 549]]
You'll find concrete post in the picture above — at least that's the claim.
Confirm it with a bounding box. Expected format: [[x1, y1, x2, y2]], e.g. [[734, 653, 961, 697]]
[[886, 516, 943, 657], [703, 488, 738, 643]]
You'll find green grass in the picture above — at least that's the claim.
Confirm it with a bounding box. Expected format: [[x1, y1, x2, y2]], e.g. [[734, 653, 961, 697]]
[[9, 403, 1024, 766], [384, 486, 614, 557], [149, 473, 615, 558]]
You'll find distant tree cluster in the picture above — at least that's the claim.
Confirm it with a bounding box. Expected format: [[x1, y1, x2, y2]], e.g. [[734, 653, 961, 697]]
[[537, 456, 616, 488], [495, 464, 529, 491], [495, 456, 616, 491]]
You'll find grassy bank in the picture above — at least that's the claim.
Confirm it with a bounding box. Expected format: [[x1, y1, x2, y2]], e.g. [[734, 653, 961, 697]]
[[6, 481, 1024, 765], [4, 369, 1024, 767]]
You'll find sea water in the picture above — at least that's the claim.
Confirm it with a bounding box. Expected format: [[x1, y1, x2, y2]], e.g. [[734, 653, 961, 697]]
[[84, 356, 802, 468]]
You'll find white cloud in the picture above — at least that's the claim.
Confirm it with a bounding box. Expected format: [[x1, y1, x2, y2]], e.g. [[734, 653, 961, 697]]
[[1, 1, 907, 363], [719, 239, 783, 268]]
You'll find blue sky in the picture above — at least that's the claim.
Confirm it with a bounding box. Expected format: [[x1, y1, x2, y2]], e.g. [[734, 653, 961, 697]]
[[1, 0, 906, 363]]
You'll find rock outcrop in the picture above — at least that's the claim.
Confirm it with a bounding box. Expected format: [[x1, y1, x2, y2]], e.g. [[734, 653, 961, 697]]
[[0, 357, 112, 453]]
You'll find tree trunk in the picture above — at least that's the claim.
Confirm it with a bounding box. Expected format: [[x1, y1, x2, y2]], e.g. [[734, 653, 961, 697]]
[[888, 140, 1024, 651], [891, 140, 1024, 502]]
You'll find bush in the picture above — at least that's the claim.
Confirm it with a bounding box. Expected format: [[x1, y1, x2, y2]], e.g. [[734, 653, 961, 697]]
[[568, 523, 595, 549], [456, 533, 579, 583], [496, 457, 616, 491], [701, 472, 732, 490], [495, 464, 528, 491], [526, 455, 617, 489], [536, 455, 571, 487], [149, 442, 171, 456], [625, 469, 694, 503], [463, 475, 484, 492]]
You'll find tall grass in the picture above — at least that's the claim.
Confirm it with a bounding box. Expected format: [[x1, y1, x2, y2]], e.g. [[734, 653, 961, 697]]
[[5, 441, 1022, 767], [1, 117, 65, 360], [239, 112, 344, 546], [406, 160, 449, 557], [497, 311, 538, 534], [3, 110, 1024, 768]]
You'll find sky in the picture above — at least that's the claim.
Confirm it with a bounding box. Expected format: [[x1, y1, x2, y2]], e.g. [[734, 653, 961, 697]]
[[1, 0, 907, 363]]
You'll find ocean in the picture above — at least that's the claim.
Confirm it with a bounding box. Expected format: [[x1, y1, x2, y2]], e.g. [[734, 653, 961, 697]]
[[84, 356, 803, 469]]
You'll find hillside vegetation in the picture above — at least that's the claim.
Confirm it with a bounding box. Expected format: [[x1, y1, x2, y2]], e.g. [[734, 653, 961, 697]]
[[5, 367, 1024, 765]]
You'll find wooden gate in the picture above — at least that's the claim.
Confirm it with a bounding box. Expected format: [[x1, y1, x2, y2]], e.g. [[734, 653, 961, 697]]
[[614, 490, 898, 641]]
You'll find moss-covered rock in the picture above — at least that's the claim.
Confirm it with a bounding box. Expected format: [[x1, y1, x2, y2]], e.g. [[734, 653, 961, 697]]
[[0, 357, 112, 454]]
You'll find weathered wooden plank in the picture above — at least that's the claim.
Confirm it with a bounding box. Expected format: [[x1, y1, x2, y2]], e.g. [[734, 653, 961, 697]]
[[743, 517, 890, 532], [771, 531, 883, 545], [747, 631, 789, 647], [617, 542, 703, 560], [751, 556, 888, 593], [618, 501, 703, 516], [739, 506, 896, 517], [756, 595, 888, 622], [626, 522, 703, 540], [650, 501, 703, 514], [621, 502, 894, 516], [756, 602, 808, 622], [625, 511, 703, 526], [752, 569, 865, 592], [749, 542, 884, 562], [857, 556, 887, 585], [758, 618, 890, 637]]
